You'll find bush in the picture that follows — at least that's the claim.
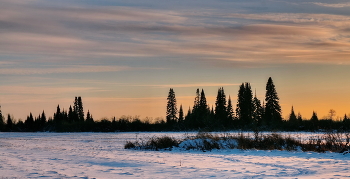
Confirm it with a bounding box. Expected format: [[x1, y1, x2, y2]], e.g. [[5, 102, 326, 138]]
[[124, 136, 179, 150], [124, 131, 350, 153]]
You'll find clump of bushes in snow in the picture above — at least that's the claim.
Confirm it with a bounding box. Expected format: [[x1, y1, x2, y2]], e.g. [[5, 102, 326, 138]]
[[125, 136, 178, 150], [125, 131, 350, 153], [302, 132, 350, 153]]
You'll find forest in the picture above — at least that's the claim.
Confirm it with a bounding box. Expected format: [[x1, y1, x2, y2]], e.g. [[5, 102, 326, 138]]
[[1, 77, 350, 132]]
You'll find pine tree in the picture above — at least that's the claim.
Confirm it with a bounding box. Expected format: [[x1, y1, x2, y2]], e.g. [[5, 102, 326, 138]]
[[265, 77, 282, 125], [310, 111, 318, 130], [297, 112, 303, 123], [236, 83, 253, 126], [244, 83, 253, 124], [41, 111, 46, 124], [54, 105, 62, 122], [252, 92, 263, 126], [86, 110, 94, 123], [68, 105, 76, 122], [215, 87, 227, 125], [199, 89, 208, 113], [193, 88, 200, 113], [166, 88, 178, 124], [74, 96, 84, 121], [25, 112, 34, 131], [227, 96, 234, 122], [200, 89, 211, 127], [178, 105, 184, 123], [236, 83, 245, 123], [6, 114, 13, 131], [289, 106, 297, 123]]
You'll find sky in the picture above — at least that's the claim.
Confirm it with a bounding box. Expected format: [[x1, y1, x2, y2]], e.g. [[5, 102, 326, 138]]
[[1, 0, 350, 121]]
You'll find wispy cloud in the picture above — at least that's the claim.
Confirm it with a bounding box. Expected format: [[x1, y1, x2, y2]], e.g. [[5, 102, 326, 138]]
[[1, 0, 350, 67], [312, 2, 350, 8], [0, 65, 130, 75]]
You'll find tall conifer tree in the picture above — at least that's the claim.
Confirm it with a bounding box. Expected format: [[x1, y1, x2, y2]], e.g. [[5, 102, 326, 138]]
[[252, 92, 263, 126], [236, 83, 253, 126], [289, 106, 297, 123], [178, 105, 184, 123], [227, 96, 234, 122], [215, 87, 227, 125], [265, 77, 282, 125], [6, 114, 13, 131], [74, 97, 84, 121], [166, 88, 178, 124]]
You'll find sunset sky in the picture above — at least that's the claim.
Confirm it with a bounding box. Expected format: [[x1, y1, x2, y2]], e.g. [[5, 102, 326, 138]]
[[1, 0, 350, 121]]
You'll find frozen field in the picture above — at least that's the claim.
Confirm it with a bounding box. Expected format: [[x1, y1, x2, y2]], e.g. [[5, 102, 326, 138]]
[[0, 132, 349, 178]]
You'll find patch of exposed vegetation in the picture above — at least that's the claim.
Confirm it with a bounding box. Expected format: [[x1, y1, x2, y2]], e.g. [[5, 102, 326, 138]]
[[125, 136, 178, 150], [125, 131, 350, 154]]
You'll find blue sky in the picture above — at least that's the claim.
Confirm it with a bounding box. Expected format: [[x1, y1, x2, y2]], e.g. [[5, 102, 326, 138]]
[[1, 0, 350, 120]]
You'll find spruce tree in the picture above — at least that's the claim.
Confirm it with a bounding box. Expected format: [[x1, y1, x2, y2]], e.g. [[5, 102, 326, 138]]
[[252, 92, 263, 126], [265, 77, 282, 125], [289, 106, 297, 123], [215, 87, 227, 125], [236, 83, 253, 126], [310, 111, 318, 123], [297, 113, 303, 123], [244, 83, 253, 124], [227, 96, 234, 122], [236, 83, 245, 124], [199, 89, 211, 128], [86, 110, 94, 123], [178, 105, 184, 123], [193, 88, 200, 113], [166, 88, 178, 124], [74, 97, 84, 121], [54, 105, 62, 122], [6, 114, 13, 131], [25, 112, 34, 131]]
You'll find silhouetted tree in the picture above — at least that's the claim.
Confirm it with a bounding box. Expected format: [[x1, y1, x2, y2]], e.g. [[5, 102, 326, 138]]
[[297, 112, 303, 123], [86, 110, 94, 122], [74, 96, 84, 121], [328, 109, 336, 120], [252, 93, 263, 126], [6, 114, 13, 131], [215, 87, 227, 126], [189, 89, 211, 128], [310, 111, 318, 127], [199, 89, 211, 127], [25, 112, 34, 131], [236, 83, 253, 126], [288, 106, 297, 123], [265, 77, 282, 125], [178, 105, 184, 123], [166, 88, 178, 124], [69, 105, 79, 122], [54, 105, 62, 122], [227, 96, 234, 122]]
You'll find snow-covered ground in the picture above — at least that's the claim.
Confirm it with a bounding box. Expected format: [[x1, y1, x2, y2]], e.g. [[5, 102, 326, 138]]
[[0, 132, 349, 178]]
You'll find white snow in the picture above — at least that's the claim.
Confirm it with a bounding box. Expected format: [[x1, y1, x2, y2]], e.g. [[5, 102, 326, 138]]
[[0, 132, 349, 178]]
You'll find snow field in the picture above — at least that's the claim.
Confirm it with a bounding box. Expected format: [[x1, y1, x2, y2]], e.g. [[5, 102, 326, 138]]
[[0, 132, 349, 178]]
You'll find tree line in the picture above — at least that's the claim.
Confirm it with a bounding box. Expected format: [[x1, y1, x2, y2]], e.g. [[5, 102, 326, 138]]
[[0, 77, 350, 132], [166, 77, 350, 131]]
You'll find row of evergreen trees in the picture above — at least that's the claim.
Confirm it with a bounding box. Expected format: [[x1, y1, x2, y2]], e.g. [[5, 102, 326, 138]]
[[0, 97, 95, 132], [1, 77, 350, 132], [166, 77, 282, 130]]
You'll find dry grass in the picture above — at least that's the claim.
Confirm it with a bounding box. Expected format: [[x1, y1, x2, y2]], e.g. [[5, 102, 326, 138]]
[[125, 131, 350, 153]]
